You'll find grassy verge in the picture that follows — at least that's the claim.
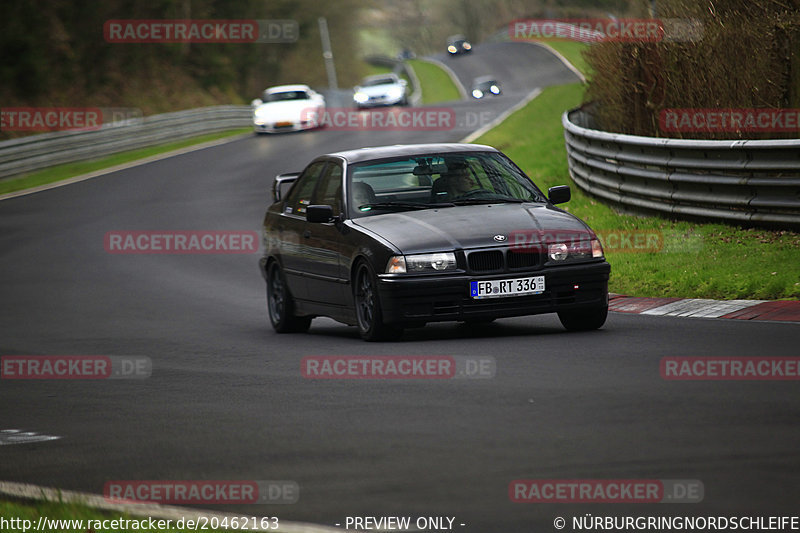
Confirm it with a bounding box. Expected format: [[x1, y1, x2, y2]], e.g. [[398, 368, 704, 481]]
[[0, 499, 235, 533], [475, 83, 800, 300], [0, 128, 251, 197], [406, 59, 461, 104], [362, 62, 411, 86], [530, 39, 592, 78]]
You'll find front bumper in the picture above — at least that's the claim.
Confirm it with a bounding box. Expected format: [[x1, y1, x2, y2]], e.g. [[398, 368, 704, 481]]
[[253, 120, 316, 133], [377, 261, 610, 325], [355, 94, 405, 107]]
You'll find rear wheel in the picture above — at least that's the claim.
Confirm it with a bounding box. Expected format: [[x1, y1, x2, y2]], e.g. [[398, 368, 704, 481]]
[[267, 262, 311, 333], [354, 261, 403, 341]]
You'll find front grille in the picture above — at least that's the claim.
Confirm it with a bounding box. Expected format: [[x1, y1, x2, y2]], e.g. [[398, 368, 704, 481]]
[[466, 247, 541, 273], [507, 249, 538, 269], [468, 250, 503, 272]]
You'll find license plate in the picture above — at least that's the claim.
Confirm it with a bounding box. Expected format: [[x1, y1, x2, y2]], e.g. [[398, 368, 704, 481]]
[[275, 121, 293, 127], [470, 276, 545, 299]]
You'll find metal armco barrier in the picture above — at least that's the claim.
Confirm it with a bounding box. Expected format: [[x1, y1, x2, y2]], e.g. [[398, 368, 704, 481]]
[[563, 108, 800, 228], [0, 106, 251, 180]]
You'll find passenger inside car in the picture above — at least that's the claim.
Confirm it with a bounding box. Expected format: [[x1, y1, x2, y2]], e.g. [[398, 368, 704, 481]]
[[351, 181, 378, 208]]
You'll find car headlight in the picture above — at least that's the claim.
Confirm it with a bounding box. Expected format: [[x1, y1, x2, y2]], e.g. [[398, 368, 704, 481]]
[[447, 45, 457, 53], [472, 89, 484, 98], [463, 42, 472, 50], [490, 85, 500, 94], [546, 239, 603, 264], [385, 253, 457, 274], [354, 92, 368, 104]]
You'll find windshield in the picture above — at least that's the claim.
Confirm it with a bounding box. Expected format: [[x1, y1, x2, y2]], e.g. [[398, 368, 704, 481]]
[[348, 152, 546, 217], [361, 76, 397, 87], [262, 90, 310, 102]]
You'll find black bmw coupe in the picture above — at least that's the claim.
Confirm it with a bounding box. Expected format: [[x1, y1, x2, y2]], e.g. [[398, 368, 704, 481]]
[[260, 143, 610, 341]]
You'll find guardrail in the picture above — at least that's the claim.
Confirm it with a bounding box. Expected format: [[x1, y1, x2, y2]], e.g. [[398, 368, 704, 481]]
[[563, 108, 800, 228], [0, 106, 251, 180]]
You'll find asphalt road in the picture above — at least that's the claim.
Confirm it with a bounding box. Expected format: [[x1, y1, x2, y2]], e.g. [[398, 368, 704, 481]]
[[1, 42, 799, 532]]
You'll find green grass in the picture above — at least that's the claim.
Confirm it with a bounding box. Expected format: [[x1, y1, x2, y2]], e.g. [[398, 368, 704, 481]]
[[532, 39, 592, 78], [406, 59, 461, 105], [475, 83, 800, 300], [0, 128, 250, 196], [0, 498, 237, 532], [362, 62, 411, 87]]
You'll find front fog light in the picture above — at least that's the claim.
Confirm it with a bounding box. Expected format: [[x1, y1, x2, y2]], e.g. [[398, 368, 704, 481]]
[[548, 243, 569, 261]]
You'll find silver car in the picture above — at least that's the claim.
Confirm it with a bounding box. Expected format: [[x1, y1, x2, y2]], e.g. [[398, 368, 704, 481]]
[[353, 74, 409, 109]]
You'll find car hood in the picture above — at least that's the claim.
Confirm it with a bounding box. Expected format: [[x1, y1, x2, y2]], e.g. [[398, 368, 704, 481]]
[[352, 203, 591, 254], [356, 84, 402, 97], [254, 100, 321, 120]]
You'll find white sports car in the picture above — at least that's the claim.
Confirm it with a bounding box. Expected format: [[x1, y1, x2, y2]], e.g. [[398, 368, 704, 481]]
[[252, 84, 325, 134]]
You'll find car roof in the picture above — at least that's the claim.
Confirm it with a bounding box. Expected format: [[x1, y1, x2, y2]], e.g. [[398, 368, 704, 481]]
[[264, 84, 311, 94], [324, 143, 499, 164]]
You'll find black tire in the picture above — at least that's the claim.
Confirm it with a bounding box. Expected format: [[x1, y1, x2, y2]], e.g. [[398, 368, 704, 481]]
[[267, 262, 312, 333], [353, 261, 403, 342], [557, 304, 608, 331]]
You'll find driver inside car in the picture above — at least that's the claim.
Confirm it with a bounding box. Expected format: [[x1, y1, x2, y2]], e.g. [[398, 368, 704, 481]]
[[431, 165, 482, 201], [446, 167, 480, 197]]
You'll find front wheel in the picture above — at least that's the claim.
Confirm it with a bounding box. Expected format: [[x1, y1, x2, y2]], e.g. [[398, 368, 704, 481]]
[[267, 262, 311, 333], [353, 261, 403, 342], [557, 304, 608, 331]]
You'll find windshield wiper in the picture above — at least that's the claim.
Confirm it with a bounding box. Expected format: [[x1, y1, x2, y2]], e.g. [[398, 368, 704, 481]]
[[451, 197, 526, 205], [358, 201, 455, 211]]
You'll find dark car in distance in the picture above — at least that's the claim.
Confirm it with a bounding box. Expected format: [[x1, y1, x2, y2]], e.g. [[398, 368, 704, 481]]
[[471, 76, 502, 99], [447, 34, 472, 55], [260, 144, 610, 341]]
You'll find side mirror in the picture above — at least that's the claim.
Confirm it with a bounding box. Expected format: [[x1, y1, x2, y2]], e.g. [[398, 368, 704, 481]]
[[400, 79, 408, 87], [306, 204, 334, 223], [548, 185, 571, 205], [251, 98, 263, 107], [272, 172, 300, 203]]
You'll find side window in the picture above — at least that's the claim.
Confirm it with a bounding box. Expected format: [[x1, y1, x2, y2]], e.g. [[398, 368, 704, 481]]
[[284, 162, 326, 215], [312, 163, 343, 217]]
